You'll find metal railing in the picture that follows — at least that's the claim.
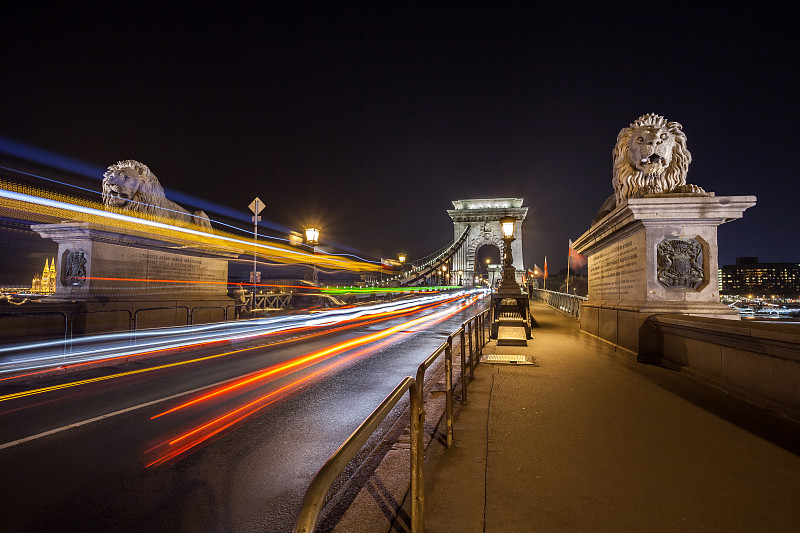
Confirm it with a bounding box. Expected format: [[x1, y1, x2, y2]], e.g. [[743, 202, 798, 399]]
[[293, 307, 489, 532], [0, 310, 70, 346], [242, 292, 293, 310], [133, 306, 190, 331], [293, 377, 423, 533], [531, 289, 587, 319], [189, 305, 227, 324]]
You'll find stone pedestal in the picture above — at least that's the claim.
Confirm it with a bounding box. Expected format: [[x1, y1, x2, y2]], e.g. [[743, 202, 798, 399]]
[[572, 194, 756, 356], [31, 222, 236, 301]]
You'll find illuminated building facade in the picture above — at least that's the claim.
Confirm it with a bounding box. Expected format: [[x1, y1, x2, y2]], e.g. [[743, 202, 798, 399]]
[[719, 257, 800, 296], [31, 257, 56, 295]]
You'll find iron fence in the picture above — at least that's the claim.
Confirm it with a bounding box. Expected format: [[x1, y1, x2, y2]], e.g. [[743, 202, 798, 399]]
[[531, 288, 587, 319], [293, 307, 489, 532]]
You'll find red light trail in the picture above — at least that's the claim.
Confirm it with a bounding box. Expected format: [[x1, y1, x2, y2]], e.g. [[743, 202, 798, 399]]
[[0, 295, 455, 388], [144, 293, 481, 467]]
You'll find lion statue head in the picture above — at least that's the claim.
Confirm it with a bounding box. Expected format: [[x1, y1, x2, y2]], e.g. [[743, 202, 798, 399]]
[[613, 113, 703, 203], [592, 113, 706, 225], [102, 160, 212, 229]]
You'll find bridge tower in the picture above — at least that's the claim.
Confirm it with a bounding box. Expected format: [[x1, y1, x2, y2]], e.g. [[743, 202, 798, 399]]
[[447, 198, 528, 287]]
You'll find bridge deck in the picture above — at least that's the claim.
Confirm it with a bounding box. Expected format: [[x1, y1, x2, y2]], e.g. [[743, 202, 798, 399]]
[[420, 300, 800, 532]]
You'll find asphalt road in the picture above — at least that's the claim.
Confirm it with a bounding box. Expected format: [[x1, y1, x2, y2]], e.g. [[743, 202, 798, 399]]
[[0, 292, 488, 532]]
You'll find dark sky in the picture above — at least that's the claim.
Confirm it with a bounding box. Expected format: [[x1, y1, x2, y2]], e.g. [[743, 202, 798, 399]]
[[1, 3, 798, 284]]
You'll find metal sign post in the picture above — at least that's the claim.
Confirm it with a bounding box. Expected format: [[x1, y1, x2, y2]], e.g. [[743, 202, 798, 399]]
[[249, 197, 265, 308]]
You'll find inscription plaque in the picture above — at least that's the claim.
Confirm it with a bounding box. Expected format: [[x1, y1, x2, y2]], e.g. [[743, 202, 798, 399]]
[[587, 235, 645, 301]]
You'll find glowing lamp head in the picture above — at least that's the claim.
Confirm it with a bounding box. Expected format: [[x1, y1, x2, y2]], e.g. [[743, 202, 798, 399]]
[[398, 253, 406, 263], [500, 216, 516, 239], [305, 226, 320, 245]]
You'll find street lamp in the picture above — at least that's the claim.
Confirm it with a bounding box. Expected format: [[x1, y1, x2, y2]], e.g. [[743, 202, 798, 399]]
[[305, 226, 320, 285], [305, 226, 320, 246], [501, 217, 515, 239], [497, 216, 521, 295]]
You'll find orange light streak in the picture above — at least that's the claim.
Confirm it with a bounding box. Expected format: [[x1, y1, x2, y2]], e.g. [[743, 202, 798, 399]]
[[0, 296, 455, 399], [145, 294, 482, 467], [151, 297, 462, 418], [145, 326, 423, 467], [81, 276, 325, 291]]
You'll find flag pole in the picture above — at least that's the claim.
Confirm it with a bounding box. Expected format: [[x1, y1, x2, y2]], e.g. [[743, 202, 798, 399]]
[[566, 256, 570, 294]]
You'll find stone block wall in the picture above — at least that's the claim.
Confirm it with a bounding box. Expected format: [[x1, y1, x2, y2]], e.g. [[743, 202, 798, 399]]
[[649, 314, 800, 423]]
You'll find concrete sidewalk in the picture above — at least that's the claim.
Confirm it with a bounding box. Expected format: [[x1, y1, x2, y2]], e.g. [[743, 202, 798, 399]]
[[422, 300, 800, 532]]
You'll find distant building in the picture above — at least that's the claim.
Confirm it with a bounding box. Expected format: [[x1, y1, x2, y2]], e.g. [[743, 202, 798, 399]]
[[719, 257, 800, 296], [31, 257, 56, 295]]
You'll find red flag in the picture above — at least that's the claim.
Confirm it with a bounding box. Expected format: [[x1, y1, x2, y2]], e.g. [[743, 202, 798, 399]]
[[543, 256, 548, 279], [568, 239, 587, 269]]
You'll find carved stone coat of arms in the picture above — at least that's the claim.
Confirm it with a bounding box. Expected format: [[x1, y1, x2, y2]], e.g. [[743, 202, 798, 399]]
[[656, 239, 704, 289]]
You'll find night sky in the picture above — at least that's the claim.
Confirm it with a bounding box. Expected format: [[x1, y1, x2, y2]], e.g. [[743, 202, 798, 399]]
[[1, 3, 798, 285]]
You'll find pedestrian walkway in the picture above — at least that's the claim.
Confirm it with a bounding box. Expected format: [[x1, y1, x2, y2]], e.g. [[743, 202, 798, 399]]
[[422, 300, 800, 532]]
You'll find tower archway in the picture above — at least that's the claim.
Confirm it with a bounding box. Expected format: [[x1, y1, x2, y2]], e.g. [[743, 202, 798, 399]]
[[447, 198, 528, 287]]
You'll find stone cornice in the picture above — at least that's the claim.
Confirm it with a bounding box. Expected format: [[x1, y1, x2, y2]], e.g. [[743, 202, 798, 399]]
[[572, 194, 756, 256], [447, 207, 528, 223]]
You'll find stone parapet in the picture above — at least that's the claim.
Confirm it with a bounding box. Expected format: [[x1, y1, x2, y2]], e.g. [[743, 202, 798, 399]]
[[650, 314, 800, 423]]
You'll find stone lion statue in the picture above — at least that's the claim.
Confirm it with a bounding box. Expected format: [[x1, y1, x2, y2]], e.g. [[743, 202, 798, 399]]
[[592, 113, 706, 225], [102, 160, 212, 230]]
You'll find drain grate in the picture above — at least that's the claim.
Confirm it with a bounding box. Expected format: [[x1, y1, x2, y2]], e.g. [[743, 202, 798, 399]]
[[484, 354, 538, 365]]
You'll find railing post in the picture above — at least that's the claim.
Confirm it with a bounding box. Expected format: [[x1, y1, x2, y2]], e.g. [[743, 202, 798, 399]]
[[445, 335, 453, 448], [467, 321, 475, 379], [409, 380, 424, 532], [478, 312, 484, 354], [476, 314, 483, 361], [459, 326, 467, 403], [479, 314, 484, 357]]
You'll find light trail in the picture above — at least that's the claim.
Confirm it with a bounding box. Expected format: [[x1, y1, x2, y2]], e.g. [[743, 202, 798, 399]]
[[144, 345, 383, 468], [152, 299, 458, 418], [0, 292, 475, 401], [0, 291, 473, 377], [144, 291, 484, 466], [0, 350, 253, 403], [76, 276, 455, 294], [0, 295, 479, 449], [0, 180, 374, 271]]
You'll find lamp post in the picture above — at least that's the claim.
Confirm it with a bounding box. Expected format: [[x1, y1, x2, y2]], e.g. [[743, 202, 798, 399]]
[[305, 226, 320, 285], [488, 215, 530, 341], [497, 216, 521, 296], [398, 253, 406, 278]]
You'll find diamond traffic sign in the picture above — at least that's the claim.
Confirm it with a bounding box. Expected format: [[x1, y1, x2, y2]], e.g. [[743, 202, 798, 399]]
[[248, 197, 265, 215]]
